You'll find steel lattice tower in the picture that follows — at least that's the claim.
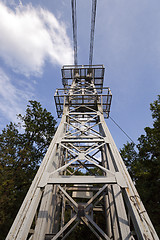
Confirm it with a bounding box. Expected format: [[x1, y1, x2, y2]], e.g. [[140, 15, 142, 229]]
[[6, 65, 158, 240]]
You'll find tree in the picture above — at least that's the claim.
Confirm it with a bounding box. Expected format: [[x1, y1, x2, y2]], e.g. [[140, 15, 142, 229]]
[[119, 142, 138, 180], [120, 95, 160, 236], [0, 100, 57, 240], [17, 100, 57, 156]]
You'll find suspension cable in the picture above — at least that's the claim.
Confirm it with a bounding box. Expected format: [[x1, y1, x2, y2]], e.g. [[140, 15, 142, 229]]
[[89, 0, 97, 65], [109, 116, 136, 144], [71, 0, 78, 65]]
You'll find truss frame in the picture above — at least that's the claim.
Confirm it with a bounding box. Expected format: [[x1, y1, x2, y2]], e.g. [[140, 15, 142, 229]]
[[6, 65, 158, 240]]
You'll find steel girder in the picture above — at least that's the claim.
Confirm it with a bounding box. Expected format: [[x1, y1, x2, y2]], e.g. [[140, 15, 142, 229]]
[[6, 65, 158, 240]]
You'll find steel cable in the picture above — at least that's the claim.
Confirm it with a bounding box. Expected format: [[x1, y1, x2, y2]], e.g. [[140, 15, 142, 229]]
[[71, 0, 78, 65], [109, 116, 135, 144], [89, 0, 97, 65]]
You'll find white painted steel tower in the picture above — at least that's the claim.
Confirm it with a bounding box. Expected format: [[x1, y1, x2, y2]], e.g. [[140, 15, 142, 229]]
[[6, 65, 159, 240]]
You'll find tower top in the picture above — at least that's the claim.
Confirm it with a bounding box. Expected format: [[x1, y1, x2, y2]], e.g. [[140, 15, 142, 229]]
[[61, 64, 105, 93], [54, 64, 112, 119]]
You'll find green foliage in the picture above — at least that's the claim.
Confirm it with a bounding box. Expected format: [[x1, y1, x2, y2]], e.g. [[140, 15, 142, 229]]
[[17, 100, 57, 156], [0, 100, 57, 240], [120, 95, 160, 236], [119, 142, 138, 180]]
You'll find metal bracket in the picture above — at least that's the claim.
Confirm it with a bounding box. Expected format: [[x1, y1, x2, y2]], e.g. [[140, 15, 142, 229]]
[[115, 172, 127, 188]]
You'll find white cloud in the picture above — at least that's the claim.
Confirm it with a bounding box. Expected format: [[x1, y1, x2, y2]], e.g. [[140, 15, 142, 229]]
[[0, 2, 73, 76], [0, 68, 34, 124]]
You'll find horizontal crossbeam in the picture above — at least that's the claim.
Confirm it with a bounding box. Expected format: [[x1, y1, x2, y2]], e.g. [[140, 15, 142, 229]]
[[48, 176, 116, 184]]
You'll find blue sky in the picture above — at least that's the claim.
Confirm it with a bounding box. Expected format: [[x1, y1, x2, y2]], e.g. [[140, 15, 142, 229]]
[[0, 0, 160, 149]]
